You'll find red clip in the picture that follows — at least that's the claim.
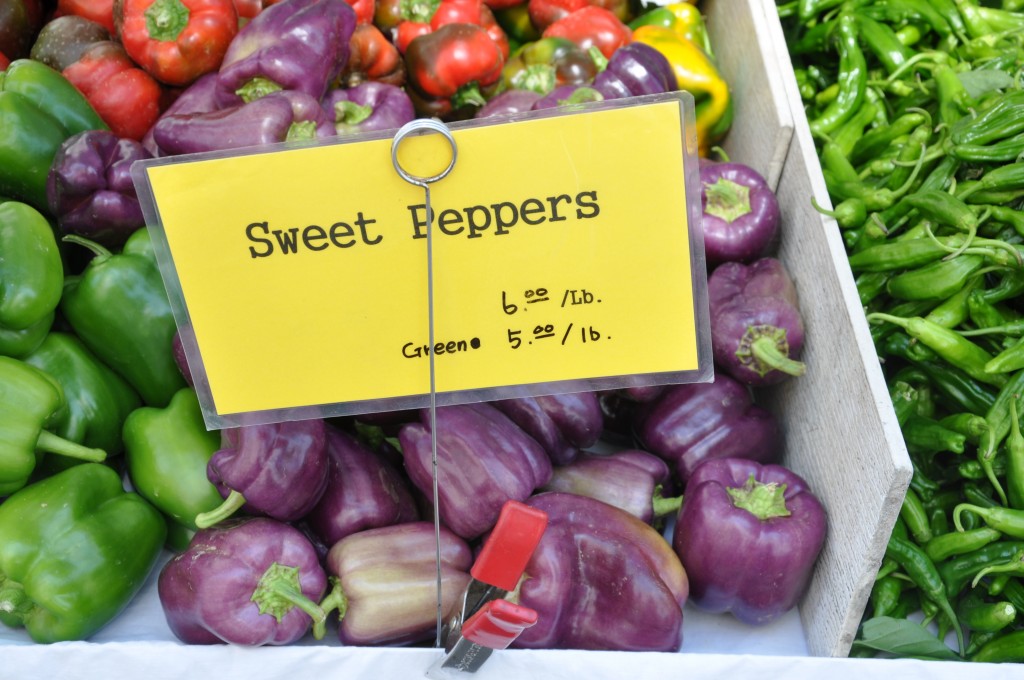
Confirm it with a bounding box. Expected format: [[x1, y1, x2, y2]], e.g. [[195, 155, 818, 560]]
[[471, 500, 548, 591], [460, 599, 538, 650]]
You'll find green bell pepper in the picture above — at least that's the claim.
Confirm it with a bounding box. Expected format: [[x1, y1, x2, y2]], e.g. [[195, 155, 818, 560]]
[[0, 355, 107, 496], [0, 201, 62, 357], [123, 387, 223, 548], [24, 332, 141, 462], [60, 235, 186, 408], [0, 59, 107, 211], [0, 463, 166, 642]]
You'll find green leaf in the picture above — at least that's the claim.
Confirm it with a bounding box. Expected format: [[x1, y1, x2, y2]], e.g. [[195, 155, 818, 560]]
[[958, 70, 1016, 99], [851, 617, 961, 661]]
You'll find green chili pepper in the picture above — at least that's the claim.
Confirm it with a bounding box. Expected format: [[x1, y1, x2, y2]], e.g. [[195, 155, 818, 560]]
[[979, 370, 1024, 504], [926, 527, 1002, 563], [870, 574, 905, 618], [809, 14, 867, 137], [949, 131, 1024, 164], [955, 504, 1024, 540], [0, 201, 62, 356], [986, 338, 1024, 375], [930, 506, 949, 536], [971, 629, 1024, 663], [905, 414, 967, 455], [885, 255, 986, 302], [847, 236, 971, 272], [1006, 398, 1024, 511], [925, 277, 981, 329], [855, 12, 914, 74], [934, 62, 978, 128], [886, 534, 965, 656], [901, 486, 935, 543], [831, 97, 883, 158], [902, 189, 979, 234], [0, 355, 108, 496], [0, 463, 166, 642], [919, 359, 998, 414], [856, 271, 890, 305], [976, 4, 1024, 32], [939, 412, 989, 444], [939, 541, 1024, 596], [951, 0, 994, 40], [889, 380, 920, 427], [60, 236, 186, 408], [123, 387, 223, 549], [951, 90, 1024, 147], [957, 588, 1016, 633], [981, 270, 1024, 305]]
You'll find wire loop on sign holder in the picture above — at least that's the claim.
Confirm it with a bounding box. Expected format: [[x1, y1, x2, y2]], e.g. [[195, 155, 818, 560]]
[[390, 118, 457, 649]]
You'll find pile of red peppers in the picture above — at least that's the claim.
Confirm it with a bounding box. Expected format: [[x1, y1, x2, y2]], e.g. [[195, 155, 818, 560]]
[[0, 0, 829, 657]]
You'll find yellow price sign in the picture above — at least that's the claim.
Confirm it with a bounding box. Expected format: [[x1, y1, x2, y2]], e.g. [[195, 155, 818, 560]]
[[135, 93, 711, 427]]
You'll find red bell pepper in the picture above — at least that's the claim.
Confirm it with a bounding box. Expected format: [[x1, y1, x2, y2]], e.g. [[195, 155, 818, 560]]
[[542, 5, 631, 59], [114, 0, 239, 86], [58, 0, 117, 34], [394, 0, 509, 59], [344, 0, 375, 24], [63, 41, 164, 141], [527, 0, 629, 32], [0, 52, 9, 71], [340, 23, 406, 87], [405, 22, 505, 118]]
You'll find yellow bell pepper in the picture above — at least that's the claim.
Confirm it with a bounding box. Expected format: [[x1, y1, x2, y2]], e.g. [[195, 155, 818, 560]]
[[631, 24, 732, 156], [628, 3, 714, 59]]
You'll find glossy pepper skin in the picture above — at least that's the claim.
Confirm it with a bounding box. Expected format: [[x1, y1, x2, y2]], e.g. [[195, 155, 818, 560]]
[[0, 59, 107, 210], [305, 425, 418, 547], [24, 332, 141, 460], [0, 356, 108, 496], [501, 36, 598, 95], [30, 16, 112, 73], [399, 402, 552, 539], [393, 0, 510, 59], [404, 22, 505, 118], [0, 201, 62, 357], [631, 24, 730, 156], [214, 0, 356, 107], [123, 387, 223, 545], [699, 160, 781, 266], [46, 130, 151, 249], [196, 418, 330, 528], [634, 377, 781, 482], [61, 40, 164, 141], [542, 6, 632, 60], [541, 449, 681, 524], [338, 23, 405, 87], [158, 517, 329, 645], [322, 521, 472, 645], [152, 89, 335, 154], [513, 492, 688, 651], [492, 391, 602, 465], [321, 81, 415, 134], [708, 257, 807, 387], [0, 463, 166, 642], [142, 70, 219, 155], [60, 234, 186, 408], [114, 0, 239, 86], [673, 458, 827, 625], [591, 40, 675, 99]]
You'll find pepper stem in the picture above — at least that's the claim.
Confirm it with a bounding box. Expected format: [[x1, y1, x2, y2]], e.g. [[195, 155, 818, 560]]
[[236, 77, 284, 103], [251, 562, 328, 640], [334, 100, 373, 127], [35, 431, 106, 463], [736, 326, 806, 378], [0, 576, 32, 628], [318, 576, 349, 623], [194, 489, 247, 529], [727, 475, 791, 520], [62, 234, 112, 261], [145, 0, 191, 42], [704, 177, 752, 224], [651, 485, 683, 518]]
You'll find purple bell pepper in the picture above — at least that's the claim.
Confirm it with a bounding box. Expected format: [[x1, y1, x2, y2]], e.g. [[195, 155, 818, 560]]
[[700, 160, 781, 266], [476, 89, 543, 118], [322, 81, 415, 134], [673, 458, 827, 625], [305, 425, 419, 546], [531, 83, 604, 110], [591, 41, 676, 100], [634, 376, 781, 482], [399, 402, 552, 539], [491, 391, 603, 465], [513, 492, 688, 651], [195, 418, 330, 528], [158, 517, 330, 645], [709, 257, 806, 387], [45, 130, 150, 249], [142, 72, 221, 157], [151, 90, 335, 155], [322, 521, 472, 646], [215, 0, 357, 107], [541, 449, 681, 524]]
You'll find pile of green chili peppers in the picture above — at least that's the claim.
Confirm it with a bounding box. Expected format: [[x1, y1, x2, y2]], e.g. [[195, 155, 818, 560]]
[[779, 0, 1024, 663]]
